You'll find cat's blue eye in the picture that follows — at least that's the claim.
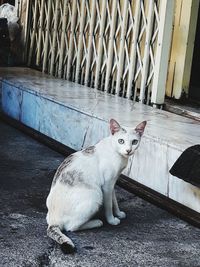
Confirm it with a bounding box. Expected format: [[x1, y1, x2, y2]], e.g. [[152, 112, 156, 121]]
[[118, 139, 124, 144], [132, 139, 138, 145]]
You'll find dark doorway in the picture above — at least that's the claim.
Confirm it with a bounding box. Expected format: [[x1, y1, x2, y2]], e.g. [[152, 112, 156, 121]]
[[189, 7, 200, 102]]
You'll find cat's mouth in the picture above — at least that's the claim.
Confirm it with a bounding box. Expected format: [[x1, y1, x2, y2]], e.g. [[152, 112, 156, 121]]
[[124, 151, 134, 157]]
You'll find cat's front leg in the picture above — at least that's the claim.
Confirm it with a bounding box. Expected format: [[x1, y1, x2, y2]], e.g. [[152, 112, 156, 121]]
[[112, 189, 126, 219], [102, 183, 120, 226]]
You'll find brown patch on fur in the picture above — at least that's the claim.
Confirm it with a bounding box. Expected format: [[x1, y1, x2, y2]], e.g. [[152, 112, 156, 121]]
[[82, 146, 96, 155], [60, 170, 94, 189], [60, 170, 85, 186], [47, 226, 64, 244], [52, 155, 74, 185]]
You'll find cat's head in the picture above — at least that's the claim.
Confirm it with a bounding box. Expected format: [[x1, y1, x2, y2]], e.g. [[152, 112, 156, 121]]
[[110, 119, 147, 158]]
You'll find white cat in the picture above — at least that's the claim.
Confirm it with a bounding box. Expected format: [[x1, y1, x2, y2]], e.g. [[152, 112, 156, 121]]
[[46, 119, 146, 253]]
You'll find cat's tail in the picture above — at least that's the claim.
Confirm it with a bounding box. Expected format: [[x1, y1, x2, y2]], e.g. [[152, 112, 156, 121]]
[[47, 225, 76, 254]]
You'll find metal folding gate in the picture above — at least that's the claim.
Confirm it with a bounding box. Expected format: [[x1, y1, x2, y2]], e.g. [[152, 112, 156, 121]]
[[26, 0, 174, 105]]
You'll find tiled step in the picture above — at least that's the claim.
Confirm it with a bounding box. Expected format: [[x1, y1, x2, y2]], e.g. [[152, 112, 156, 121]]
[[0, 67, 200, 212]]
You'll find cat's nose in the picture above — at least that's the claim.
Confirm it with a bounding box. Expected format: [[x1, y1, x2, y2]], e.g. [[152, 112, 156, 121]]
[[126, 149, 132, 154]]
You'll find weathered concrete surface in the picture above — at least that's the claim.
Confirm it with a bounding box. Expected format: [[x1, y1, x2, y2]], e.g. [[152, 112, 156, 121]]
[[0, 120, 200, 267], [1, 67, 200, 213]]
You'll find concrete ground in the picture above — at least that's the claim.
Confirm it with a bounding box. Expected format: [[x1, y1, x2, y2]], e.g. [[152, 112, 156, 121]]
[[0, 120, 200, 267]]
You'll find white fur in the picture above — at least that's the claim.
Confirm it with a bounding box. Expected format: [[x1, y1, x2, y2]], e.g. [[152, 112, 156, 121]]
[[0, 4, 18, 23], [46, 120, 146, 236]]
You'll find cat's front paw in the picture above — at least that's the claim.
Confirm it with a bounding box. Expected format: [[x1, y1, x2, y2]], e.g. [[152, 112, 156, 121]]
[[107, 216, 121, 226], [116, 211, 126, 219]]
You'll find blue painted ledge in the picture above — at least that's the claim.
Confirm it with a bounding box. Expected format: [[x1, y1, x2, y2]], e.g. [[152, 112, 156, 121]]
[[0, 67, 200, 212]]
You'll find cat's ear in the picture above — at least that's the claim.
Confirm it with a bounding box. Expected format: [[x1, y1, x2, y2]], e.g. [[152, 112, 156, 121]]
[[135, 121, 147, 136], [110, 119, 121, 135]]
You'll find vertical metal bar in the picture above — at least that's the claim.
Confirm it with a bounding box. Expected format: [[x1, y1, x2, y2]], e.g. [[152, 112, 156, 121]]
[[75, 0, 86, 83], [42, 1, 52, 72], [58, 0, 69, 78], [151, 0, 174, 105], [94, 0, 107, 88], [127, 0, 141, 99], [50, 0, 60, 75], [139, 0, 154, 103], [36, 0, 45, 66], [115, 0, 129, 95], [24, 0, 31, 63], [84, 0, 96, 86], [67, 0, 77, 80], [28, 0, 39, 66], [104, 0, 117, 92]]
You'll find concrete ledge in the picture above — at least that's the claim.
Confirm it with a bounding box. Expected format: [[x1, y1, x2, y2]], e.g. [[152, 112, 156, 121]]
[[0, 67, 200, 212]]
